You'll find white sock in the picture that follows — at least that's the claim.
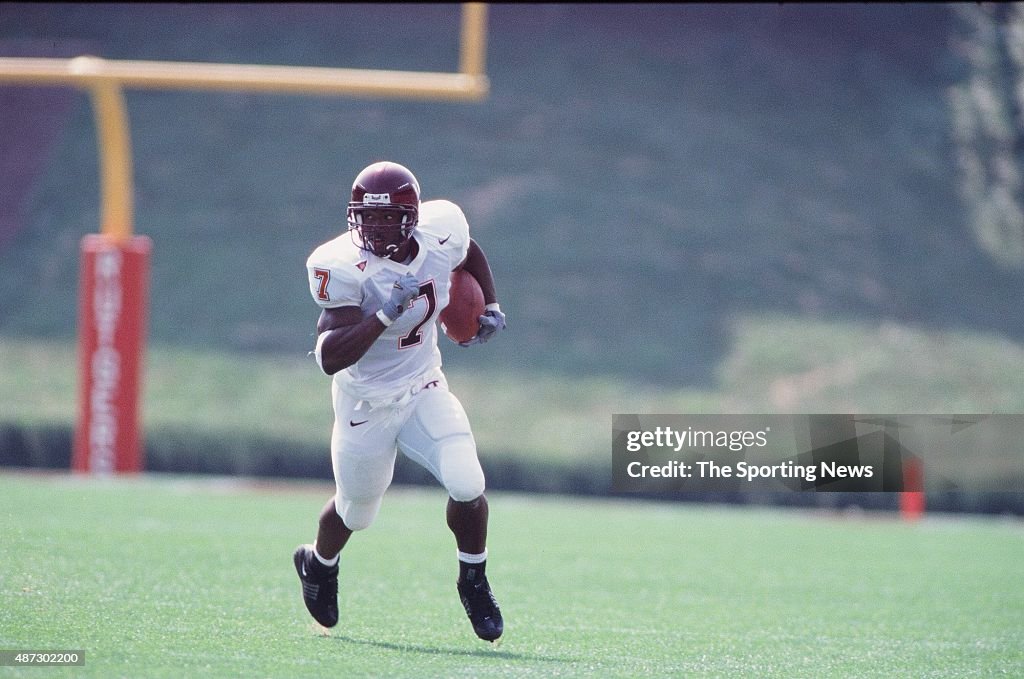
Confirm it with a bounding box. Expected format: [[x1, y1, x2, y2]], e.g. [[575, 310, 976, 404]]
[[457, 549, 488, 564], [313, 544, 339, 567]]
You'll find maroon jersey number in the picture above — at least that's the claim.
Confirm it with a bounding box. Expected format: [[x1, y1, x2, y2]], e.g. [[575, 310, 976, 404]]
[[399, 280, 437, 349], [313, 268, 331, 301]]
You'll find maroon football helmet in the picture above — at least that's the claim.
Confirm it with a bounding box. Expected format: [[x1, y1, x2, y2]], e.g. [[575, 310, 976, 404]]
[[347, 161, 421, 257]]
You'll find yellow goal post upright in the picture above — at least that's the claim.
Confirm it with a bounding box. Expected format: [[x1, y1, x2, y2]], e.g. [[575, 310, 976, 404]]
[[0, 3, 489, 474]]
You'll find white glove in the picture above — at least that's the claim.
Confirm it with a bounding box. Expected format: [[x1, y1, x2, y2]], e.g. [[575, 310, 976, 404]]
[[381, 273, 421, 321], [459, 305, 506, 347]]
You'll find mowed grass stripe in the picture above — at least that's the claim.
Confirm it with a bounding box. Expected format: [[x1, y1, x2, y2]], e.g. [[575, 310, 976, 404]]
[[0, 473, 1020, 678]]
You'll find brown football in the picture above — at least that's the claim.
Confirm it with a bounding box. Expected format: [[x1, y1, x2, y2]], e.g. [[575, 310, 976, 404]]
[[440, 269, 485, 343]]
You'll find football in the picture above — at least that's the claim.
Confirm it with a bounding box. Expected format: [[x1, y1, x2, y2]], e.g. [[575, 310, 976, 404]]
[[440, 269, 485, 343]]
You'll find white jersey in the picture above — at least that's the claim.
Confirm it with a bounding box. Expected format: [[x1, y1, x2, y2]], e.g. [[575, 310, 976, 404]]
[[306, 199, 471, 402]]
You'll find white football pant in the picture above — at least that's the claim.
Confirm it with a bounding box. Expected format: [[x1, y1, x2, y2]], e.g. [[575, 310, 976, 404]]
[[329, 370, 485, 531]]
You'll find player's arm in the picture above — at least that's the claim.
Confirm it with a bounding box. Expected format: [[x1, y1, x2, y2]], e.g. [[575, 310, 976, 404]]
[[313, 272, 422, 374], [457, 238, 498, 305], [455, 238, 506, 346], [314, 306, 387, 375]]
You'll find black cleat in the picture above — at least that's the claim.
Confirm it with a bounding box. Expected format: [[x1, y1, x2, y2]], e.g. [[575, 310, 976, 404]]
[[458, 575, 503, 642], [293, 544, 339, 628]]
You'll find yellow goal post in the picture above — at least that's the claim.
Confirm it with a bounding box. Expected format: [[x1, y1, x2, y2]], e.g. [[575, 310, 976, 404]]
[[0, 2, 489, 242], [0, 3, 489, 474]]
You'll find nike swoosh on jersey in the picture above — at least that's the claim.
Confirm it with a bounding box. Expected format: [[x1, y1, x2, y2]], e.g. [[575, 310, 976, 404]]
[[349, 419, 369, 427], [439, 234, 452, 245]]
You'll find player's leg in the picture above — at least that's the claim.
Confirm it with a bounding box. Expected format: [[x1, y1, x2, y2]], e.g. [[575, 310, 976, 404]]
[[397, 382, 487, 548], [398, 383, 503, 642], [295, 390, 400, 628], [446, 493, 487, 556], [313, 495, 352, 561]]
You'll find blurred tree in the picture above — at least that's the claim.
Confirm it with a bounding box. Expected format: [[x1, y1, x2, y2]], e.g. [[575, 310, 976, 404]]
[[949, 2, 1024, 270]]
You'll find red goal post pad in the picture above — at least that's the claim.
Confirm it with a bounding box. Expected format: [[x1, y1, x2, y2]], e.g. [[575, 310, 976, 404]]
[[73, 234, 152, 474]]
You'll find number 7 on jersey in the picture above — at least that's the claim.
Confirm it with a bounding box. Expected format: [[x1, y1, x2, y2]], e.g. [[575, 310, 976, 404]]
[[313, 268, 331, 301]]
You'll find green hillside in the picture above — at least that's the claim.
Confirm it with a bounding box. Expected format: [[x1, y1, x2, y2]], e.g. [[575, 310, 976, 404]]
[[2, 4, 1021, 388]]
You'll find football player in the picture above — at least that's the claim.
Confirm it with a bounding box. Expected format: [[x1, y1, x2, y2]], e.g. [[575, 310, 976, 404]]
[[294, 161, 507, 642]]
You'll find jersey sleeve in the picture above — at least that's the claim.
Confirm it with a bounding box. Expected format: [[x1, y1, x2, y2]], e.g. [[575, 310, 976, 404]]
[[438, 200, 471, 269], [416, 199, 472, 269], [305, 245, 362, 310]]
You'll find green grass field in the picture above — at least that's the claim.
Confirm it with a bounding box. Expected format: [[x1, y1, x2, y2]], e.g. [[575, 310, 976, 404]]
[[1, 473, 1020, 678]]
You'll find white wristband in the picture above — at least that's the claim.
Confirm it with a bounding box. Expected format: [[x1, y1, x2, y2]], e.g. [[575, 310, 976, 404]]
[[484, 302, 501, 313], [375, 308, 395, 327], [312, 330, 331, 373]]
